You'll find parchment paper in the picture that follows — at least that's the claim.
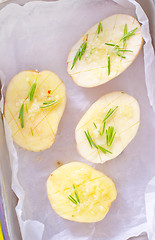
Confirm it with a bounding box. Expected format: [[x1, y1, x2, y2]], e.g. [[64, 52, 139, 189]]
[[0, 0, 155, 239]]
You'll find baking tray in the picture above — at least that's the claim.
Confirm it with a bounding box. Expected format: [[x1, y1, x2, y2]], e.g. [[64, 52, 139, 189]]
[[0, 0, 154, 240]]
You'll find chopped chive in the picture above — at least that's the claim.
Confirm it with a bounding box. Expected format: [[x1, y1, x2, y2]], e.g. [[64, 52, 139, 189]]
[[97, 145, 112, 154], [19, 103, 24, 128], [108, 55, 110, 76], [105, 43, 119, 47], [117, 53, 126, 58], [123, 24, 127, 47], [73, 184, 80, 203], [103, 106, 118, 122], [120, 27, 137, 41], [68, 195, 78, 205], [71, 41, 87, 69], [40, 100, 58, 108], [98, 21, 103, 35], [84, 131, 93, 148]]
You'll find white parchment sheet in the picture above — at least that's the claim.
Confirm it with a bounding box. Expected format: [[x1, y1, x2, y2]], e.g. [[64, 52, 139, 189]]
[[0, 0, 155, 239]]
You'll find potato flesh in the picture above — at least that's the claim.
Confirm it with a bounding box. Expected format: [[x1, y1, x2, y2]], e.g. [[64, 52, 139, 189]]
[[67, 14, 143, 87], [75, 92, 140, 163], [4, 70, 66, 151], [47, 162, 117, 222]]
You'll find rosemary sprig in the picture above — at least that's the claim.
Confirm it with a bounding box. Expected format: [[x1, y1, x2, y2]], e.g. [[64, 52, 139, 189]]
[[27, 78, 37, 101], [68, 195, 78, 205], [84, 129, 112, 154], [19, 103, 24, 128], [40, 100, 58, 108], [100, 121, 105, 136], [93, 121, 105, 136], [106, 126, 116, 147], [43, 100, 57, 105], [120, 27, 137, 41], [87, 129, 98, 148], [105, 43, 119, 47], [108, 55, 110, 76], [84, 130, 92, 148], [109, 131, 116, 146], [93, 122, 97, 129], [85, 130, 98, 149], [105, 43, 132, 53], [116, 53, 126, 58], [117, 49, 133, 52], [98, 21, 103, 35], [103, 106, 118, 122], [97, 145, 112, 154], [73, 184, 80, 203], [71, 40, 87, 69], [123, 24, 127, 48], [18, 77, 38, 128]]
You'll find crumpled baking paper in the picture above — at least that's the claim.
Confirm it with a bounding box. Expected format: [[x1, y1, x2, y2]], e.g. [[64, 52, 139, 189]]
[[0, 0, 155, 239]]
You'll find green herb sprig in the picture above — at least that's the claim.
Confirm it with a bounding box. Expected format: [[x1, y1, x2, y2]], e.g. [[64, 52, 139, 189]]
[[120, 27, 137, 42], [97, 145, 112, 154], [106, 126, 116, 147], [117, 49, 133, 52], [103, 106, 118, 122], [73, 184, 80, 203], [100, 121, 106, 136], [116, 53, 126, 58], [84, 129, 112, 154], [84, 130, 98, 149], [68, 195, 78, 205], [68, 185, 80, 205], [98, 21, 103, 35], [93, 121, 105, 136], [108, 55, 110, 76], [27, 78, 37, 101], [71, 40, 87, 70], [93, 122, 97, 129], [19, 103, 24, 128], [40, 100, 58, 108], [105, 43, 133, 55], [85, 106, 118, 153], [104, 24, 136, 76], [105, 43, 119, 47], [123, 24, 127, 48]]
